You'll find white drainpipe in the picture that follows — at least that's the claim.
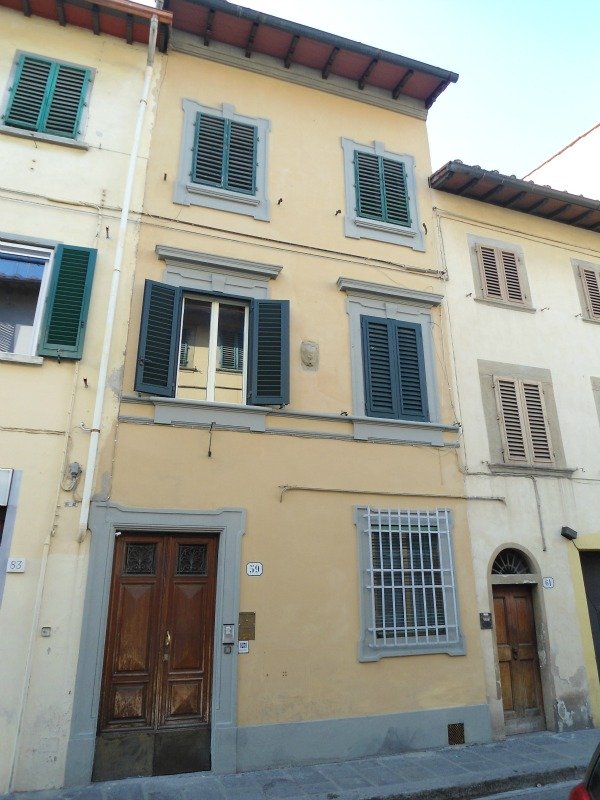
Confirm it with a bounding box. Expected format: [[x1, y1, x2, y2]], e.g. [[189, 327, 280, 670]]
[[77, 15, 159, 543]]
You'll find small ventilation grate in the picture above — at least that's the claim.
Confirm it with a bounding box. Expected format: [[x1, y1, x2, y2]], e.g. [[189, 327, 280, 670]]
[[448, 722, 465, 746]]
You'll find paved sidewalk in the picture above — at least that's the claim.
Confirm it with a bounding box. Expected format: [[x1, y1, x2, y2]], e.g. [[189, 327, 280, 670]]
[[3, 729, 598, 800]]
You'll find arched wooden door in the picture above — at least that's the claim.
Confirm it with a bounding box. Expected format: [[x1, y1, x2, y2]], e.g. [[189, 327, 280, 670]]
[[93, 532, 218, 780]]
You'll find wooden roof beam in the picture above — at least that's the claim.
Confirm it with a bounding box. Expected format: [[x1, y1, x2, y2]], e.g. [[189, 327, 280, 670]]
[[245, 20, 259, 58], [284, 34, 299, 68], [322, 46, 339, 79], [358, 58, 378, 90], [392, 69, 414, 100]]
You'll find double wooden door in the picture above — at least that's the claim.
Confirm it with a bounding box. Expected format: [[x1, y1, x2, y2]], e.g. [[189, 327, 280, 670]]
[[493, 584, 544, 734], [94, 532, 218, 780]]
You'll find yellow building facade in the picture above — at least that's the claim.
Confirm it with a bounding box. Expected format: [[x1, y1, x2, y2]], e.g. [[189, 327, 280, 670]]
[[64, 3, 491, 786], [0, 0, 171, 791]]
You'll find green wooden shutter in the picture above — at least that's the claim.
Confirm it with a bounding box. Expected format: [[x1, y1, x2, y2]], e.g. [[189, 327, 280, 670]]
[[361, 317, 397, 418], [192, 113, 226, 186], [362, 316, 428, 421], [226, 121, 257, 194], [38, 245, 96, 360], [355, 152, 384, 221], [382, 158, 411, 226], [135, 280, 182, 397], [43, 63, 89, 138], [4, 55, 89, 139], [355, 150, 411, 227], [247, 300, 289, 405], [4, 55, 52, 131], [395, 321, 428, 421]]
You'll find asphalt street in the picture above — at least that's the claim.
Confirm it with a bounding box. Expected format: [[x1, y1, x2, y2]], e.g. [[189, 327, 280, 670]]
[[473, 780, 577, 800]]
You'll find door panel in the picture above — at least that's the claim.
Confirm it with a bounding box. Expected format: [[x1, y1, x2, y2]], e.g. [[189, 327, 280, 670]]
[[493, 584, 544, 734], [94, 532, 217, 780]]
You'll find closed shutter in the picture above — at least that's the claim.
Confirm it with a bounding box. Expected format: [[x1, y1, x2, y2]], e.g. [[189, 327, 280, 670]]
[[362, 317, 428, 421], [38, 245, 96, 359], [192, 114, 257, 194], [494, 376, 553, 465], [477, 246, 524, 303], [226, 121, 256, 193], [581, 267, 600, 319], [44, 63, 89, 138], [395, 323, 427, 420], [4, 55, 89, 138], [4, 55, 51, 130], [362, 317, 397, 418], [495, 377, 528, 462], [355, 151, 410, 227], [247, 300, 289, 405], [134, 280, 182, 397], [522, 381, 553, 463]]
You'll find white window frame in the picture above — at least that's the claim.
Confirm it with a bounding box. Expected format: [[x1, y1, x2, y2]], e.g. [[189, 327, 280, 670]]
[[341, 137, 424, 251], [0, 240, 54, 363], [174, 100, 270, 221], [178, 295, 249, 403], [355, 506, 463, 661]]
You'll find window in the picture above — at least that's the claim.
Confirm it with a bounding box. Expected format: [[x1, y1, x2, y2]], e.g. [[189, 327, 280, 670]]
[[494, 376, 553, 466], [361, 316, 428, 421], [476, 244, 525, 304], [355, 506, 463, 661], [0, 240, 96, 361], [2, 52, 92, 141], [175, 101, 270, 221], [135, 280, 289, 405], [574, 260, 600, 321], [341, 138, 423, 250]]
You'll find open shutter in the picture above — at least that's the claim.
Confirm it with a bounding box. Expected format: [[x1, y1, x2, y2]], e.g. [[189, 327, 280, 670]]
[[226, 121, 257, 194], [521, 381, 553, 463], [581, 267, 600, 319], [494, 377, 528, 463], [192, 113, 225, 187], [361, 317, 397, 418], [355, 152, 384, 221], [4, 55, 52, 131], [247, 300, 289, 405], [395, 322, 428, 420], [382, 158, 411, 226], [38, 245, 96, 359], [134, 280, 182, 397], [500, 249, 524, 302], [43, 63, 89, 138], [478, 246, 503, 299]]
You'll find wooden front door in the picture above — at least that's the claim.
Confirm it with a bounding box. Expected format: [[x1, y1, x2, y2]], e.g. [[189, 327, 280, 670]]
[[493, 584, 544, 734], [93, 532, 218, 780]]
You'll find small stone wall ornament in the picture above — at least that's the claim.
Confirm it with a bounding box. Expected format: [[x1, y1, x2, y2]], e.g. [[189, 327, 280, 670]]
[[300, 340, 319, 369]]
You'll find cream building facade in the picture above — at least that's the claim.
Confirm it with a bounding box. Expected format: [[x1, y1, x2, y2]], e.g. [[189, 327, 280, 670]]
[[0, 0, 171, 792], [64, 0, 494, 787], [430, 161, 600, 739]]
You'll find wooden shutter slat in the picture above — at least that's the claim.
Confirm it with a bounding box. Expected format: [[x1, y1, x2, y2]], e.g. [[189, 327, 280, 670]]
[[396, 323, 427, 420], [479, 246, 503, 299], [362, 318, 396, 418], [355, 152, 384, 220], [4, 56, 52, 131], [247, 299, 289, 405], [581, 268, 600, 319], [43, 64, 88, 138], [382, 158, 411, 227], [495, 377, 528, 462], [226, 121, 256, 194], [134, 280, 181, 397], [193, 114, 225, 186], [500, 250, 524, 302], [38, 245, 96, 359], [521, 381, 553, 463]]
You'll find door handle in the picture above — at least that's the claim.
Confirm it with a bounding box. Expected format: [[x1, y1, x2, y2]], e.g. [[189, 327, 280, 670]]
[[164, 630, 171, 648], [511, 645, 518, 660]]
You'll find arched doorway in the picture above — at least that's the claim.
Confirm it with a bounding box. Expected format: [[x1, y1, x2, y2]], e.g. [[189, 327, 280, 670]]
[[491, 549, 545, 734]]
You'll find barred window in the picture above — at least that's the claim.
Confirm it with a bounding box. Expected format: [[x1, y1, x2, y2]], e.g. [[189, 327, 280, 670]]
[[355, 507, 463, 660]]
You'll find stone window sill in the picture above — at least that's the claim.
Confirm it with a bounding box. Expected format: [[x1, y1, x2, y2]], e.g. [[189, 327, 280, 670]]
[[0, 352, 44, 366], [0, 125, 89, 150]]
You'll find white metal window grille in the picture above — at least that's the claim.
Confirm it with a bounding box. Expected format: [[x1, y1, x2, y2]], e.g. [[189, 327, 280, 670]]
[[362, 507, 460, 652]]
